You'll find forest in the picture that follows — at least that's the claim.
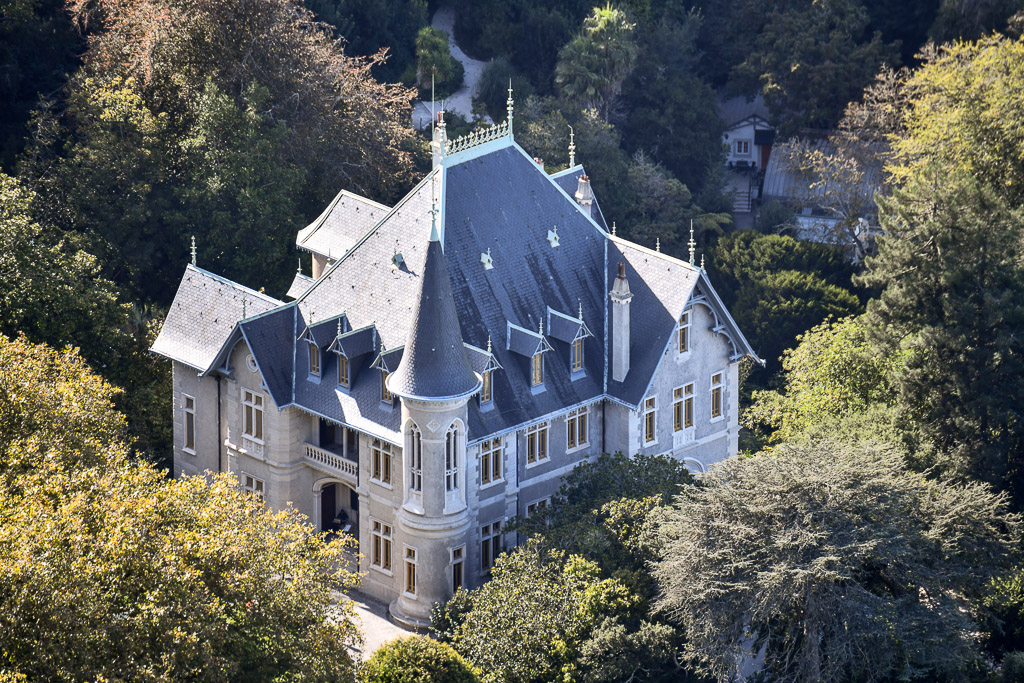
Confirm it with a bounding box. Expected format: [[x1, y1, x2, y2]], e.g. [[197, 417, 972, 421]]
[[1, 0, 1024, 680]]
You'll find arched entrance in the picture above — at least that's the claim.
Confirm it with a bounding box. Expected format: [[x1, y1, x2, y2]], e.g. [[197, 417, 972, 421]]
[[317, 480, 359, 536]]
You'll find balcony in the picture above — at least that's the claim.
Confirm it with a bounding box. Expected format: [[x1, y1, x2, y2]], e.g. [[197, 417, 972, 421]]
[[303, 442, 358, 486]]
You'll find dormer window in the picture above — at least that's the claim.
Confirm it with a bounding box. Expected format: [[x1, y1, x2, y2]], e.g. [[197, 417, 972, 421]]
[[678, 311, 690, 354], [337, 353, 349, 387], [381, 369, 392, 403], [571, 337, 584, 372], [531, 352, 543, 386], [481, 369, 492, 403], [308, 340, 320, 376]]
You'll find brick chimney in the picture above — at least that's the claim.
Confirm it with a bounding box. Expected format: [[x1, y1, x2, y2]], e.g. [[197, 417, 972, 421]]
[[610, 261, 632, 382], [574, 175, 594, 218]]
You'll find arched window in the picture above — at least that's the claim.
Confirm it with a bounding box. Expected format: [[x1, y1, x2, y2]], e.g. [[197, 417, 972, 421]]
[[409, 425, 422, 492], [445, 424, 459, 491]]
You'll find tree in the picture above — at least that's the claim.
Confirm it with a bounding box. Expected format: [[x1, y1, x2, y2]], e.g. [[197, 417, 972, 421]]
[[731, 0, 899, 135], [451, 539, 655, 683], [654, 436, 1021, 682], [554, 4, 637, 119], [359, 636, 480, 683], [743, 315, 897, 445], [0, 334, 361, 681], [861, 166, 1024, 507], [706, 231, 862, 371], [415, 26, 464, 99]]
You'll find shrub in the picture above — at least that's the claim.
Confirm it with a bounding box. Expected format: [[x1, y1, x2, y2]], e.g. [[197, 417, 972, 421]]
[[359, 636, 480, 683], [476, 57, 534, 120], [416, 27, 464, 99]]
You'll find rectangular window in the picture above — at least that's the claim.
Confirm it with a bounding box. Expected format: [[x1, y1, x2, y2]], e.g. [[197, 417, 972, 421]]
[[381, 370, 392, 403], [566, 407, 588, 450], [409, 429, 422, 492], [678, 311, 690, 354], [526, 423, 548, 464], [371, 520, 392, 573], [242, 389, 264, 441], [480, 437, 503, 485], [481, 369, 492, 404], [571, 337, 584, 372], [452, 546, 465, 592], [445, 427, 459, 492], [527, 498, 550, 517], [685, 383, 694, 428], [531, 353, 543, 386], [309, 341, 320, 376], [481, 521, 502, 572], [736, 139, 750, 156], [405, 546, 417, 595], [371, 438, 392, 485], [711, 372, 723, 419], [243, 474, 264, 498], [644, 397, 656, 444], [183, 394, 196, 452], [337, 354, 349, 387]]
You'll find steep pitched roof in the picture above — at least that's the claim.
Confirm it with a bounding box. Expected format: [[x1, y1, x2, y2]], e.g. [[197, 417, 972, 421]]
[[151, 265, 281, 372], [550, 166, 609, 231], [296, 189, 390, 259], [387, 225, 480, 400]]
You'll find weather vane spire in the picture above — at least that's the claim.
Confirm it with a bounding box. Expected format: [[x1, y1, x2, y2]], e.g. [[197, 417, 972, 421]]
[[191, 235, 197, 266], [507, 79, 514, 135], [688, 220, 696, 266], [568, 125, 576, 167]]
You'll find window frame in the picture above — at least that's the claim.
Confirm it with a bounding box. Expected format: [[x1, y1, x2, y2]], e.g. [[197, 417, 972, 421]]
[[371, 438, 392, 487], [571, 336, 584, 373], [525, 422, 549, 466], [526, 497, 550, 517], [643, 396, 657, 444], [531, 352, 544, 387], [678, 310, 690, 355], [445, 424, 459, 492], [408, 425, 423, 493], [371, 519, 393, 575], [242, 473, 265, 499], [242, 388, 264, 442], [451, 545, 465, 592], [404, 545, 418, 597], [337, 352, 349, 388], [481, 521, 503, 573], [710, 372, 724, 421], [308, 340, 321, 377], [479, 437, 503, 487], [183, 393, 196, 453], [566, 406, 589, 451], [735, 139, 751, 156], [481, 369, 492, 404], [380, 369, 393, 404]]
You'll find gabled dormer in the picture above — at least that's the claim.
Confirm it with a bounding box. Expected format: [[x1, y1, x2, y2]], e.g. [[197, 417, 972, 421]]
[[371, 346, 405, 405], [546, 305, 593, 379], [327, 323, 379, 391], [507, 321, 553, 392], [465, 340, 503, 410]]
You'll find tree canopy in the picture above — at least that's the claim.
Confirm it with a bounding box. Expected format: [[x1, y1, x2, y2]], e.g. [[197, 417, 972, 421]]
[[654, 437, 1021, 682]]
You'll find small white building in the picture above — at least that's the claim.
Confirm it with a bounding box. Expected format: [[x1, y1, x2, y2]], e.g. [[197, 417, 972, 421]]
[[152, 109, 760, 629], [724, 114, 776, 171]]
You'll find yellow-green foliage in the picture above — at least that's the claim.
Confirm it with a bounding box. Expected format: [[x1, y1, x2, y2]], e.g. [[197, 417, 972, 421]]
[[0, 335, 361, 681], [359, 636, 480, 683]]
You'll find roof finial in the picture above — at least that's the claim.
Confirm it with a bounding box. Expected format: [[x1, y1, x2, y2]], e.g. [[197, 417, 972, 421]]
[[688, 220, 696, 266], [190, 235, 197, 266], [487, 334, 492, 354], [568, 125, 576, 167], [429, 200, 440, 242], [656, 237, 661, 252], [507, 79, 514, 135], [297, 257, 302, 275], [337, 317, 342, 337], [538, 318, 544, 336], [611, 221, 617, 236], [242, 297, 247, 320], [578, 299, 584, 320], [701, 254, 706, 271]]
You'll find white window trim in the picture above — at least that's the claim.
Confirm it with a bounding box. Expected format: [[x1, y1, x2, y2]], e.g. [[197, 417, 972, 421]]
[[481, 520, 504, 574], [370, 518, 394, 577], [370, 439, 393, 490], [241, 472, 265, 498], [524, 422, 550, 468], [182, 393, 196, 454], [526, 497, 551, 517], [451, 544, 466, 592], [677, 310, 691, 357], [479, 437, 504, 489], [241, 387, 265, 445], [566, 406, 589, 454], [710, 371, 725, 423], [643, 396, 658, 445]]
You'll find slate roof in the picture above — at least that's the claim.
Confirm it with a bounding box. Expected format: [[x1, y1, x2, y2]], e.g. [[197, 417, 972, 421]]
[[153, 134, 759, 445], [388, 232, 481, 400], [151, 265, 281, 372], [296, 189, 390, 259], [286, 272, 314, 299]]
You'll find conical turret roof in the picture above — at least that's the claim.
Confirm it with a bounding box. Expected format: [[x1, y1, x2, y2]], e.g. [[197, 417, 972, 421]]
[[387, 215, 481, 400]]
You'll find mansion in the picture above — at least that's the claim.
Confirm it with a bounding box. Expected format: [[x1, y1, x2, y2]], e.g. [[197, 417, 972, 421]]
[[152, 100, 760, 628]]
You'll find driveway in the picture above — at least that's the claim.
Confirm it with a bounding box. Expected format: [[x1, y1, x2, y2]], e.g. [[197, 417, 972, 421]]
[[412, 6, 493, 129]]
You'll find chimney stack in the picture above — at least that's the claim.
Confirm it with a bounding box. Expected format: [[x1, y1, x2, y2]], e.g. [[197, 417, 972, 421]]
[[610, 261, 632, 382], [574, 175, 593, 218]]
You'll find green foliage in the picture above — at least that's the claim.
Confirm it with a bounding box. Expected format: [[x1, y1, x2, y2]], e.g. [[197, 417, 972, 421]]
[[302, 0, 428, 82], [654, 436, 1022, 682], [452, 539, 653, 683], [476, 57, 535, 121], [744, 316, 897, 445], [554, 5, 638, 118], [359, 636, 480, 683], [929, 0, 1024, 42], [707, 231, 862, 371], [755, 200, 797, 233], [730, 0, 899, 135], [0, 334, 360, 681], [416, 26, 464, 99], [1001, 651, 1024, 682]]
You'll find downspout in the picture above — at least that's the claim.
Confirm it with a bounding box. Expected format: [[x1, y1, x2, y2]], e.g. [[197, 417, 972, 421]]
[[217, 374, 224, 472]]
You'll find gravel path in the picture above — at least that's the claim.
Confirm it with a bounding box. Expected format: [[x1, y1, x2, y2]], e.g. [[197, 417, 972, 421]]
[[340, 589, 416, 661], [412, 6, 493, 129]]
